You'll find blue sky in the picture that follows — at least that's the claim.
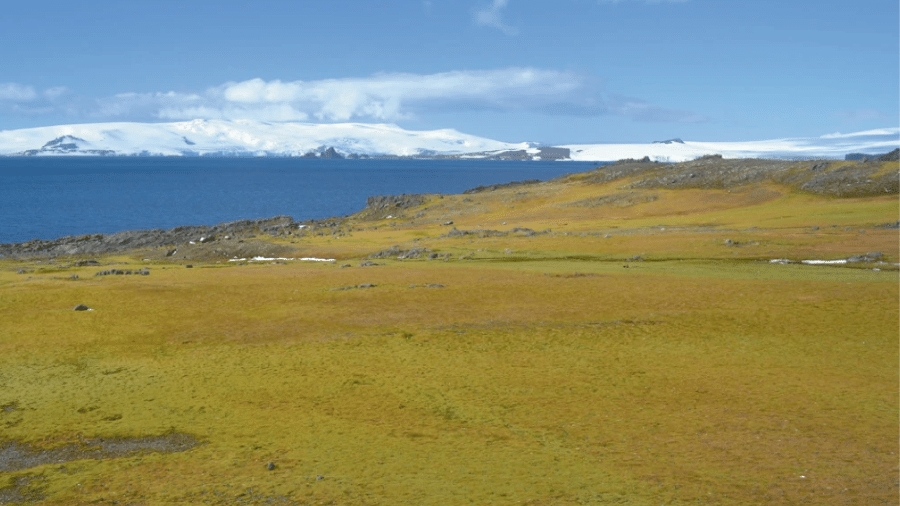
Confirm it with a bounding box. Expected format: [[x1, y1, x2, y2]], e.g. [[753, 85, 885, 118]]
[[0, 0, 897, 144]]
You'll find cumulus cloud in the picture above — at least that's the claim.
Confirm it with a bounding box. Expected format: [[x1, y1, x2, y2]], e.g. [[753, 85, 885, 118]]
[[0, 71, 707, 126], [0, 83, 38, 101], [473, 0, 517, 35], [157, 69, 586, 122]]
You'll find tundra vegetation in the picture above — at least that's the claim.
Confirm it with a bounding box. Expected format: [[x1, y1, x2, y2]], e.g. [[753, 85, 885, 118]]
[[0, 156, 897, 505]]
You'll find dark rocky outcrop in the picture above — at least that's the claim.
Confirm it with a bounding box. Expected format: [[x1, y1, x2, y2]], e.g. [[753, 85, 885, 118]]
[[21, 135, 117, 156], [463, 179, 541, 194], [0, 216, 298, 259], [879, 148, 899, 162], [321, 147, 344, 159], [845, 149, 899, 161], [359, 194, 426, 220], [369, 246, 432, 259]]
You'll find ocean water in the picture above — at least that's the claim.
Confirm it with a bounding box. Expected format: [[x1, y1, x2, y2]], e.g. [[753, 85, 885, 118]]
[[0, 157, 603, 244]]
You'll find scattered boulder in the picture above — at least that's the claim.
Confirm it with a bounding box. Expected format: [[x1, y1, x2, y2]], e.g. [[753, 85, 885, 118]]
[[72, 259, 100, 267], [73, 304, 91, 311], [847, 252, 883, 263]]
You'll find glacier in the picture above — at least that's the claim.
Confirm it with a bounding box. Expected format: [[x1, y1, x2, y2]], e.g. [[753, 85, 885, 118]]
[[0, 119, 896, 162]]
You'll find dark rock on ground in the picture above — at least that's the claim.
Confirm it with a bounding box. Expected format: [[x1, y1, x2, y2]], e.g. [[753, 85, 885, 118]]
[[442, 227, 507, 238], [360, 194, 426, 220], [847, 252, 883, 263], [464, 179, 541, 194], [369, 246, 432, 260], [0, 215, 299, 260], [0, 434, 203, 473], [879, 148, 899, 162], [73, 304, 91, 311]]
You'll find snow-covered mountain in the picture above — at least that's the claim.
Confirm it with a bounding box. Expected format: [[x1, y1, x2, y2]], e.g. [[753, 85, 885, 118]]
[[563, 128, 900, 162], [0, 120, 536, 158], [0, 119, 896, 162]]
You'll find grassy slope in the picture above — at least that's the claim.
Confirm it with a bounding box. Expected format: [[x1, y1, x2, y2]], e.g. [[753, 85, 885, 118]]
[[1, 162, 897, 505]]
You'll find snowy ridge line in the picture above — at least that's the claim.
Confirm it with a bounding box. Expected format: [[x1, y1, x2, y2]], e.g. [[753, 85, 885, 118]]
[[0, 119, 896, 162]]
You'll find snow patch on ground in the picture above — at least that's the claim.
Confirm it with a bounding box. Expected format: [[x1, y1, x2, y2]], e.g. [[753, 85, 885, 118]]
[[228, 256, 335, 262]]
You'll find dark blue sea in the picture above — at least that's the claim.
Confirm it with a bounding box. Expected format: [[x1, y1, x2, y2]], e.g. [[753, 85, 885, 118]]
[[0, 157, 604, 244]]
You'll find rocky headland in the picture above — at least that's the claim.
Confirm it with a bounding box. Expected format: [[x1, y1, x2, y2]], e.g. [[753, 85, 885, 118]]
[[2, 151, 897, 261]]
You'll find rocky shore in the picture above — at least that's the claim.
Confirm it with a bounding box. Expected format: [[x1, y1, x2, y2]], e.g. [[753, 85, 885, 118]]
[[3, 152, 896, 260]]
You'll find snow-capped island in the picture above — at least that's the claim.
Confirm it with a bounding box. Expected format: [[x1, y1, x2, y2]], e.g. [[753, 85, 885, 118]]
[[0, 119, 896, 162]]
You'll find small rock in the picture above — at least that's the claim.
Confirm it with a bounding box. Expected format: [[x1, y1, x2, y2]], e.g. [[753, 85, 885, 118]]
[[185, 265, 193, 268], [166, 249, 177, 257], [267, 462, 275, 471], [74, 304, 91, 311], [69, 274, 79, 280], [357, 283, 376, 288]]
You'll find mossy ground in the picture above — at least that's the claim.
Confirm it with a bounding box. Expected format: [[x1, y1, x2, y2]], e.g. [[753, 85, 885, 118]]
[[1, 164, 897, 505]]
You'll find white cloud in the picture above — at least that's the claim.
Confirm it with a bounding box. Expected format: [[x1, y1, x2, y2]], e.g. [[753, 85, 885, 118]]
[[598, 0, 688, 3], [167, 69, 586, 122], [835, 108, 893, 122], [474, 0, 517, 35], [0, 70, 707, 126], [0, 83, 38, 101], [606, 95, 707, 123]]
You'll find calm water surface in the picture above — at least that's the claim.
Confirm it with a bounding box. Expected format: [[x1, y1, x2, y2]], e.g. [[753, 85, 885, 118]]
[[0, 157, 603, 243]]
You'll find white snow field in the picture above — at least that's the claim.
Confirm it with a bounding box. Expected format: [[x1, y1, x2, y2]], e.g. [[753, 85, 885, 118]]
[[0, 119, 896, 161]]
